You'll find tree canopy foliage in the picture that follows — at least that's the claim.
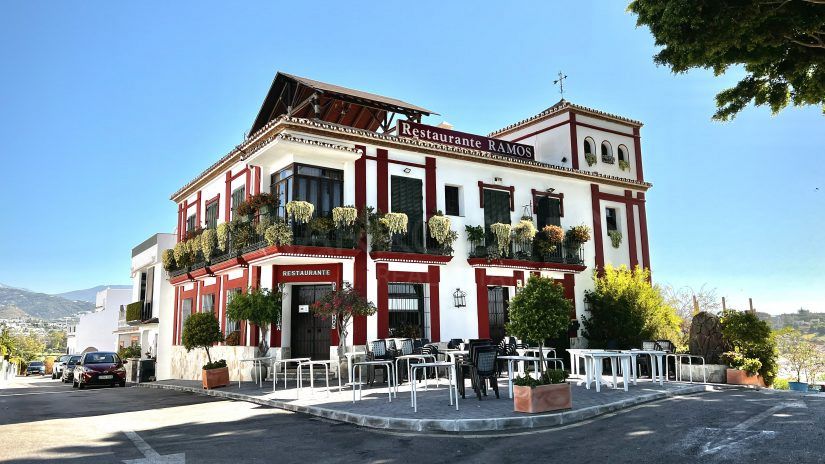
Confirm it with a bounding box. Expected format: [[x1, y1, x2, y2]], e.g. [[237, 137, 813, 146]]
[[582, 265, 682, 349], [629, 0, 825, 120], [720, 309, 778, 385], [181, 312, 224, 366]]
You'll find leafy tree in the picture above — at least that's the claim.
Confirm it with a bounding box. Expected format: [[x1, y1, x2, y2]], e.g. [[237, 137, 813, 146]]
[[9, 333, 45, 363], [45, 330, 66, 353], [582, 265, 682, 349], [311, 283, 377, 357], [225, 287, 282, 355], [663, 284, 720, 340], [506, 276, 572, 377], [776, 328, 817, 382], [629, 0, 825, 120], [182, 312, 224, 369], [720, 309, 778, 385]]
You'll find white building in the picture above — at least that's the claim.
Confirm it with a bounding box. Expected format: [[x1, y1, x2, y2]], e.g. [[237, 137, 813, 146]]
[[119, 233, 176, 379], [163, 73, 653, 380], [68, 287, 132, 354]]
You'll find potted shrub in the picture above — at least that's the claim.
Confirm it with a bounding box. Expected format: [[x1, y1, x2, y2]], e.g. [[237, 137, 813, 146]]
[[181, 312, 227, 389], [311, 283, 377, 381], [506, 276, 574, 413], [428, 213, 457, 255], [263, 220, 293, 247], [161, 249, 177, 272], [584, 152, 597, 167], [226, 287, 282, 383], [465, 225, 486, 256], [200, 228, 217, 263], [490, 223, 512, 258], [720, 309, 778, 386], [721, 351, 766, 387], [608, 230, 622, 248]]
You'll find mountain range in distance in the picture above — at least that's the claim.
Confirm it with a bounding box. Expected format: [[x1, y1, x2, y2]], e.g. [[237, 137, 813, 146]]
[[0, 283, 130, 320]]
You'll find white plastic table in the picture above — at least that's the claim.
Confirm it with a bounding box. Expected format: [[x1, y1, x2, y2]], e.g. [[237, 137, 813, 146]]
[[410, 361, 458, 413], [351, 360, 397, 403], [518, 347, 557, 360], [268, 357, 311, 391], [394, 354, 436, 387], [567, 348, 589, 376], [582, 351, 633, 392], [499, 355, 541, 399], [622, 350, 666, 386], [343, 351, 367, 385], [297, 359, 342, 397]]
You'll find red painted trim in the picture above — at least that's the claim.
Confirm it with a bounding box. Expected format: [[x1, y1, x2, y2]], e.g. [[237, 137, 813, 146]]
[[208, 257, 245, 274], [245, 168, 252, 201], [425, 157, 436, 218], [569, 113, 579, 170], [172, 286, 180, 345], [221, 269, 249, 345], [531, 189, 565, 216], [205, 194, 220, 224], [273, 263, 342, 284], [353, 146, 368, 345], [169, 274, 191, 285], [249, 266, 261, 347], [595, 191, 645, 205], [625, 190, 638, 270], [254, 166, 262, 195], [377, 148, 389, 213], [364, 155, 426, 169], [386, 270, 430, 282], [575, 121, 637, 138], [475, 268, 489, 339], [178, 284, 198, 345], [177, 204, 183, 241], [376, 263, 389, 339], [563, 273, 576, 317], [224, 172, 231, 224], [242, 245, 359, 264], [466, 258, 587, 273], [591, 184, 605, 272], [199, 277, 220, 313], [633, 128, 644, 182], [637, 192, 651, 275], [427, 265, 441, 342], [477, 181, 515, 211], [270, 266, 281, 348], [510, 118, 570, 143], [181, 200, 189, 237], [195, 191, 202, 230], [369, 251, 453, 265]]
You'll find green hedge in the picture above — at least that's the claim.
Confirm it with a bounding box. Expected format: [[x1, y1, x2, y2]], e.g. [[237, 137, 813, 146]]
[[126, 301, 143, 322]]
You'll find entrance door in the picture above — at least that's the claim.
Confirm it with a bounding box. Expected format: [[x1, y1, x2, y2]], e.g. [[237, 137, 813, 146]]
[[290, 285, 333, 360], [487, 286, 510, 344]]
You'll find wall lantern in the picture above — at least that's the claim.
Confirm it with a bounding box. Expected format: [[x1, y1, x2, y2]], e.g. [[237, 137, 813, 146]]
[[453, 288, 467, 308]]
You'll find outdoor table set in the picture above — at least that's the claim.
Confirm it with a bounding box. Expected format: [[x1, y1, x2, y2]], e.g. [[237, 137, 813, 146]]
[[569, 349, 667, 392]]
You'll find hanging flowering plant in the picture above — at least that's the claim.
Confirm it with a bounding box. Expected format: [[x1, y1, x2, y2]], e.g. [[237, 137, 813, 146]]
[[332, 206, 358, 227], [568, 224, 592, 243], [380, 212, 408, 235], [162, 249, 176, 272], [618, 160, 630, 171], [490, 223, 512, 257], [543, 225, 565, 243], [585, 153, 597, 167], [311, 283, 377, 357], [264, 221, 293, 246], [200, 228, 217, 262], [608, 230, 623, 248], [428, 214, 452, 244], [216, 223, 230, 251], [512, 219, 537, 241], [186, 233, 203, 262], [173, 241, 190, 268], [286, 200, 314, 224]]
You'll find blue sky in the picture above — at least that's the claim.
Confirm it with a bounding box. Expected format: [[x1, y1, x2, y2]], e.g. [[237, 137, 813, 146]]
[[0, 2, 822, 313]]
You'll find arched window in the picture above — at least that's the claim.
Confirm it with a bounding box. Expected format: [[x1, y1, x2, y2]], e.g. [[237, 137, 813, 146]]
[[617, 145, 628, 162], [601, 141, 614, 164], [583, 138, 594, 155]]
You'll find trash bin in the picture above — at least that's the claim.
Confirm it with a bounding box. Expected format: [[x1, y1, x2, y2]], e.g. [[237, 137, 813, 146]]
[[138, 359, 156, 382]]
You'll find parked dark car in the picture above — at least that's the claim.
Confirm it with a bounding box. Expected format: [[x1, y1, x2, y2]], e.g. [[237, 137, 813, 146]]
[[52, 354, 72, 379], [73, 352, 127, 389], [25, 361, 45, 376], [61, 355, 82, 383]]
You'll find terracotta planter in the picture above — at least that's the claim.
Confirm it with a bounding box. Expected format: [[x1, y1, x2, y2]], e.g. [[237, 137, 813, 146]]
[[514, 382, 572, 413], [202, 366, 230, 389], [726, 368, 765, 387]]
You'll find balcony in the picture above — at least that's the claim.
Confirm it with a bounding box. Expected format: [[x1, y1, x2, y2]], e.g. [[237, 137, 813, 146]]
[[125, 300, 153, 325], [468, 235, 584, 266]]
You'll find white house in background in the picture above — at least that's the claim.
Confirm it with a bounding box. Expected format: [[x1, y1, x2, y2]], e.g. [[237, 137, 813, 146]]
[[120, 233, 176, 380], [68, 287, 132, 354], [163, 72, 653, 381]]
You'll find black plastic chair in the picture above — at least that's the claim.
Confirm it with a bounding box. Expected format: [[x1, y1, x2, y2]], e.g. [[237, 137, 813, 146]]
[[456, 339, 493, 398], [447, 338, 464, 349], [471, 346, 500, 400]]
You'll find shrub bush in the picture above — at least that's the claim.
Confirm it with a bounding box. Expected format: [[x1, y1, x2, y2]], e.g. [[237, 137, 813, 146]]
[[181, 312, 224, 369], [720, 309, 778, 385]]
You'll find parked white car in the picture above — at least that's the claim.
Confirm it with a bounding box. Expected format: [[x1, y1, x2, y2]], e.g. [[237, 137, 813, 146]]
[[52, 354, 71, 379]]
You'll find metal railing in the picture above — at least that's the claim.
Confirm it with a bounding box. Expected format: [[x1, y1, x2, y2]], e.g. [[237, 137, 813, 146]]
[[384, 224, 454, 256], [468, 235, 584, 264]]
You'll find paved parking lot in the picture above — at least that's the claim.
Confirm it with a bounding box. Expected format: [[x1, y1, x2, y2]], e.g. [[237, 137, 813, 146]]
[[3, 376, 825, 463]]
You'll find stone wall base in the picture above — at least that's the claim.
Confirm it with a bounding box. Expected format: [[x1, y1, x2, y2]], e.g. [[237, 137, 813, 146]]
[[170, 346, 257, 381]]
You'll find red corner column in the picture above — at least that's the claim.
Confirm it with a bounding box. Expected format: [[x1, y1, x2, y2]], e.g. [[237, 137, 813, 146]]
[[590, 184, 605, 272], [624, 190, 639, 270], [352, 145, 368, 345], [474, 268, 489, 339], [637, 192, 651, 277], [633, 127, 644, 183], [270, 265, 282, 348], [569, 112, 579, 170], [376, 263, 389, 339], [427, 265, 441, 342], [425, 156, 437, 219]]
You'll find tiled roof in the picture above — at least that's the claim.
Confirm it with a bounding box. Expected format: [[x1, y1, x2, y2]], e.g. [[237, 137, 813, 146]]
[[488, 99, 643, 138]]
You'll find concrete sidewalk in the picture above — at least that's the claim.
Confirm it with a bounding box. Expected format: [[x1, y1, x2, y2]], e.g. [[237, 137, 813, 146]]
[[137, 376, 713, 432]]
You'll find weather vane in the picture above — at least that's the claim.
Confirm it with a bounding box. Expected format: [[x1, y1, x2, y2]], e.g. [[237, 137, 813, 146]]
[[553, 71, 568, 99]]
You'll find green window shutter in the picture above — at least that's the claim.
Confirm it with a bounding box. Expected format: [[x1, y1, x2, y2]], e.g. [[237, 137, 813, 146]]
[[391, 176, 424, 252], [537, 197, 561, 228]]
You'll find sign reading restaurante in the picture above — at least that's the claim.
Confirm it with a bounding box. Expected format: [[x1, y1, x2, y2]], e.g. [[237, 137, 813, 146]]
[[397, 119, 534, 160]]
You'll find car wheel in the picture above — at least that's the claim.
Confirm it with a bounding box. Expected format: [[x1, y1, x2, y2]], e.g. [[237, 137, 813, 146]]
[[119, 381, 126, 387]]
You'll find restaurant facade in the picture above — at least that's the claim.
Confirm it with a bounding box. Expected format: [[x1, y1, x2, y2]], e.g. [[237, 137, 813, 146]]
[[164, 72, 652, 380]]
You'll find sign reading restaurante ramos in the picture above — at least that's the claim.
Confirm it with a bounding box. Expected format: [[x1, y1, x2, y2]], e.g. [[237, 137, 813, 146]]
[[397, 119, 534, 161]]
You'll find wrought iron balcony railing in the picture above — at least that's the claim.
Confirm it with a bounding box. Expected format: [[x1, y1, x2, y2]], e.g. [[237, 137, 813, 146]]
[[468, 235, 584, 265]]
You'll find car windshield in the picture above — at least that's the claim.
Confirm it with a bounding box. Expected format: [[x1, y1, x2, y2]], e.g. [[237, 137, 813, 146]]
[[84, 353, 118, 364], [29, 362, 43, 366], [67, 356, 81, 365], [59, 355, 71, 362]]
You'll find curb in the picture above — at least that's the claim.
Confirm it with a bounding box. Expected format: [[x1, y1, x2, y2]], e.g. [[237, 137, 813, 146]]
[[136, 382, 714, 432]]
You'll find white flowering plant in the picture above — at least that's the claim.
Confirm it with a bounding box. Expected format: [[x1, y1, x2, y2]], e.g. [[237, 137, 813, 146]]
[[332, 206, 358, 227], [380, 212, 408, 235], [490, 223, 512, 257], [286, 200, 314, 224]]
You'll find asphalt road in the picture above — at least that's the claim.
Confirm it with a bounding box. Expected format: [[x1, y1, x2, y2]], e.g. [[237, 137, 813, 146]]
[[2, 376, 825, 463]]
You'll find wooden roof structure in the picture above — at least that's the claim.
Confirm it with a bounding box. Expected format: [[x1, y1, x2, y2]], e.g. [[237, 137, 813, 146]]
[[249, 72, 436, 136]]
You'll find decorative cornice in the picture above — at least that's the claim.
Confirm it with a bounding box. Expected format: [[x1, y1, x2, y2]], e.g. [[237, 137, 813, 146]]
[[488, 100, 643, 138]]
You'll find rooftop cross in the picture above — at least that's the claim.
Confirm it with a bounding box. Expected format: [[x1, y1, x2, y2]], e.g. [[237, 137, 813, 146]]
[[553, 71, 568, 99]]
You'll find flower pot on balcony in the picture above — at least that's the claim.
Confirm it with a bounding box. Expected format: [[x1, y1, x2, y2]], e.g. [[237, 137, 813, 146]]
[[202, 367, 229, 389], [726, 368, 765, 387], [789, 381, 809, 392], [513, 383, 572, 413]]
